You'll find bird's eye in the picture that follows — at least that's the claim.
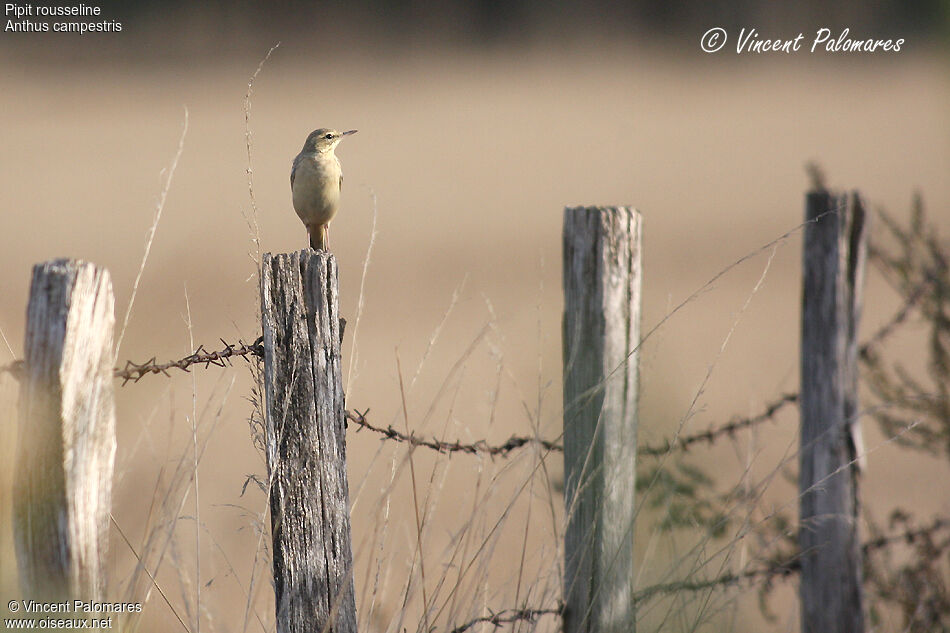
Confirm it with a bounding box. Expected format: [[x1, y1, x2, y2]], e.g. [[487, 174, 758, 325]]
[[324, 133, 333, 139]]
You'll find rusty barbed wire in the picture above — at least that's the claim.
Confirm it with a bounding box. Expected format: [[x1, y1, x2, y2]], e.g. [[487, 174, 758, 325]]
[[114, 337, 264, 385], [346, 395, 800, 460], [345, 409, 563, 457], [447, 606, 562, 633]]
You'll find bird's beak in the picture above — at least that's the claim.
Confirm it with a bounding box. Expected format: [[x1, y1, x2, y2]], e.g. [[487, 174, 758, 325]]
[[342, 129, 358, 136]]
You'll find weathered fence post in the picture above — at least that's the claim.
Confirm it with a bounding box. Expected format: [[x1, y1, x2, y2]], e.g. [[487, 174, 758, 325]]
[[259, 249, 358, 633], [13, 259, 117, 602], [800, 189, 867, 633], [562, 206, 641, 633]]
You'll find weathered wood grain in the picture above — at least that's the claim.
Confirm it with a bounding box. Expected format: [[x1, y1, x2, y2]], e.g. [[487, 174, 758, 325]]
[[800, 190, 867, 633], [562, 206, 641, 633], [14, 259, 116, 603], [260, 249, 357, 633]]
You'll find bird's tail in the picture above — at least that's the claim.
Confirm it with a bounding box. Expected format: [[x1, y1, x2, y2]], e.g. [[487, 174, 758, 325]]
[[309, 224, 330, 251]]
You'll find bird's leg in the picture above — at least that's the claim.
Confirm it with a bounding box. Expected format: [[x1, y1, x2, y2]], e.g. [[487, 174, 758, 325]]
[[307, 224, 331, 251]]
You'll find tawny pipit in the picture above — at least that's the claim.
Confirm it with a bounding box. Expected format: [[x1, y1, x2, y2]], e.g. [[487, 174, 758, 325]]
[[291, 128, 357, 251]]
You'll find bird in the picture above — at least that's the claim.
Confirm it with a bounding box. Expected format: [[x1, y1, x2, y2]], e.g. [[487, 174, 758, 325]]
[[291, 128, 357, 251]]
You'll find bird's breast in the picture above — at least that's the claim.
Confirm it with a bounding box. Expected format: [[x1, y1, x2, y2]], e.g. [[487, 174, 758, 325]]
[[292, 153, 343, 226]]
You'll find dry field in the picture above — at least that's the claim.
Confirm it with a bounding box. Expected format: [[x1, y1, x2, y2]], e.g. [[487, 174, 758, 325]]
[[1, 31, 949, 632]]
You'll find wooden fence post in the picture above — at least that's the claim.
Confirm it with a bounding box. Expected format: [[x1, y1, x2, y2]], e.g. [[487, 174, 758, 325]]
[[562, 206, 641, 633], [800, 189, 867, 633], [13, 259, 117, 602], [259, 249, 358, 633]]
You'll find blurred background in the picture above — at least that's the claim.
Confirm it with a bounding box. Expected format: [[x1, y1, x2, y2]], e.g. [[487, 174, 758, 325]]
[[1, 2, 949, 632]]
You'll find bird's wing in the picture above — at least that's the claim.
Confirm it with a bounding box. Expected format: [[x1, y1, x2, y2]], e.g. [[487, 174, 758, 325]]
[[290, 155, 299, 188]]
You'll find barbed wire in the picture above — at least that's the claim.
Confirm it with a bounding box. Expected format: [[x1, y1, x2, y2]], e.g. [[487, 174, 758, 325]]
[[631, 514, 950, 604], [2, 254, 945, 627], [346, 514, 950, 632], [0, 345, 804, 460], [345, 409, 563, 456], [446, 606, 562, 633], [345, 395, 798, 460], [632, 557, 801, 605], [0, 278, 924, 463], [114, 338, 264, 384], [638, 392, 798, 457], [0, 261, 917, 386], [0, 312, 893, 463]]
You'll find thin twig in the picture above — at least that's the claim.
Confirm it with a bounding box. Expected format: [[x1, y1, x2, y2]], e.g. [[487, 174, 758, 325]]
[[395, 355, 430, 633], [0, 323, 16, 359], [183, 287, 201, 633], [345, 190, 378, 394], [115, 107, 189, 360], [242, 42, 280, 270], [111, 515, 191, 633]]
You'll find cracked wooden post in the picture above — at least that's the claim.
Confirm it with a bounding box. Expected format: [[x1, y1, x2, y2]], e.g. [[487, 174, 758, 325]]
[[800, 189, 867, 633], [562, 207, 641, 633], [260, 249, 358, 633], [14, 259, 117, 603]]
